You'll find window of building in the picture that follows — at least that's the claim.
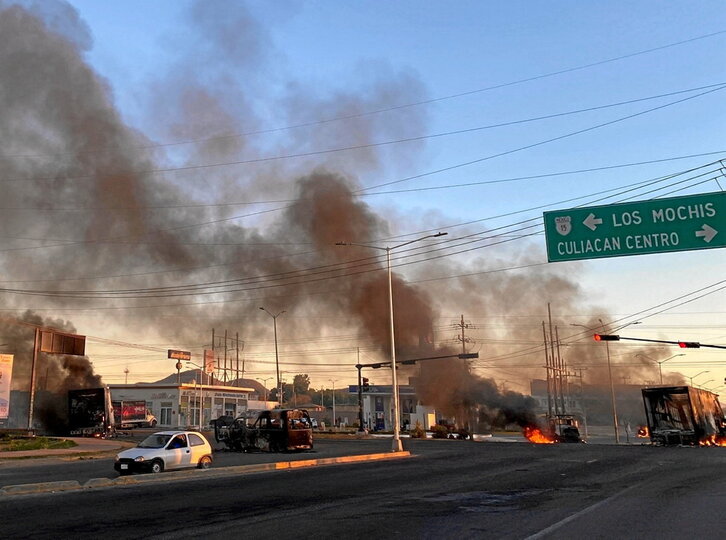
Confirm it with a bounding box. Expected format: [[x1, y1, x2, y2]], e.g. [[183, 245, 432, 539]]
[[160, 402, 172, 425]]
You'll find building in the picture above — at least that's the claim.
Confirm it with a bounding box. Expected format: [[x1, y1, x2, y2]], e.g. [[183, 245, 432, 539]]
[[109, 382, 257, 429], [348, 383, 438, 431]]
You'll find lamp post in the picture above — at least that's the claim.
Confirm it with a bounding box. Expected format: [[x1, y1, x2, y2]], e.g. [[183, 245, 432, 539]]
[[636, 353, 685, 384], [688, 371, 710, 386], [337, 232, 447, 452], [329, 379, 338, 428], [259, 307, 285, 407], [699, 379, 714, 389], [256, 377, 272, 402]]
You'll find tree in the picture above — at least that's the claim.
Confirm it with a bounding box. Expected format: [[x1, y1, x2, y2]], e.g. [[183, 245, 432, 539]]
[[293, 374, 310, 395]]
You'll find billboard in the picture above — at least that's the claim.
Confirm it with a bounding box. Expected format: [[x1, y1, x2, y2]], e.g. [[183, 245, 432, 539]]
[[0, 354, 13, 419], [40, 330, 86, 355]]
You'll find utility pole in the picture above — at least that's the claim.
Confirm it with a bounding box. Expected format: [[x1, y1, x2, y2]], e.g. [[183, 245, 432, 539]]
[[542, 322, 553, 417], [456, 314, 471, 355], [547, 304, 560, 416], [236, 332, 240, 385], [223, 329, 228, 384], [555, 326, 566, 414]]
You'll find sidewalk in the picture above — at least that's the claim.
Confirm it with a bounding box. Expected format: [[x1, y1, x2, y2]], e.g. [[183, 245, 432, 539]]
[[0, 437, 128, 460]]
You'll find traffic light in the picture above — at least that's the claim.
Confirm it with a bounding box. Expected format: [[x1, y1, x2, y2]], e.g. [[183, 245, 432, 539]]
[[678, 341, 701, 348], [593, 334, 620, 341], [361, 377, 370, 391]]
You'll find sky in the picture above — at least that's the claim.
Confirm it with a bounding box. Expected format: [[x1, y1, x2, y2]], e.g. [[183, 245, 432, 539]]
[[1, 0, 725, 395]]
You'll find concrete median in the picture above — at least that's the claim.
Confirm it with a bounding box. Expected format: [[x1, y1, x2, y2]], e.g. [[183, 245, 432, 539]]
[[1, 480, 82, 496], [1, 451, 412, 497]]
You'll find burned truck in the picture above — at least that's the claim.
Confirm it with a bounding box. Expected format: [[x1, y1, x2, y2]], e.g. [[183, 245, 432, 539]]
[[213, 409, 313, 452], [641, 386, 726, 446], [68, 387, 115, 438]]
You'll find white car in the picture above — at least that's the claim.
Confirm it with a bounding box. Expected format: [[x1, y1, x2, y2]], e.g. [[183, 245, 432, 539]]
[[114, 431, 213, 475]]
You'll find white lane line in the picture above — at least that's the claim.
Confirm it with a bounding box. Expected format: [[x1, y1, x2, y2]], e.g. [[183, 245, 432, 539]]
[[524, 481, 643, 540]]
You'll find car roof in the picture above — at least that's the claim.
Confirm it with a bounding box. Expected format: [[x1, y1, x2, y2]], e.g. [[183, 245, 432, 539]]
[[150, 431, 205, 436]]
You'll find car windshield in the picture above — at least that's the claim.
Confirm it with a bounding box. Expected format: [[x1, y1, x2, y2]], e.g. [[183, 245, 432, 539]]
[[138, 434, 172, 448]]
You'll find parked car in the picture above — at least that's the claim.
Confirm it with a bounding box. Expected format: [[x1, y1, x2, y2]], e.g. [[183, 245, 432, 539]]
[[114, 431, 213, 475]]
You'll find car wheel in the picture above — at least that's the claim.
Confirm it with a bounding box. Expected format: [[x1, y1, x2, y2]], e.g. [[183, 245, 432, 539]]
[[197, 456, 212, 469], [150, 460, 164, 474], [150, 420, 157, 427]]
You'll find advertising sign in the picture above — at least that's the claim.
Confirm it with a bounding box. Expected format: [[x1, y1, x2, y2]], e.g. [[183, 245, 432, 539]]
[[167, 349, 191, 361], [0, 354, 13, 419], [40, 330, 86, 355]]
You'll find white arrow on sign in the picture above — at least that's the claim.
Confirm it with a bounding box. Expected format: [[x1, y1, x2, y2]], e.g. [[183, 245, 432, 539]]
[[583, 213, 603, 231], [695, 224, 718, 243]]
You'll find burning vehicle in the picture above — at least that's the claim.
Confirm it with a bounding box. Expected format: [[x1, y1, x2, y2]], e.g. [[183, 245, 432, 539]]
[[213, 409, 313, 452], [641, 386, 726, 446], [523, 415, 583, 444]]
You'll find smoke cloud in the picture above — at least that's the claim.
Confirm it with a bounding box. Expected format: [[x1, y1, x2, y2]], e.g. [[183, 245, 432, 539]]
[[0, 2, 688, 433]]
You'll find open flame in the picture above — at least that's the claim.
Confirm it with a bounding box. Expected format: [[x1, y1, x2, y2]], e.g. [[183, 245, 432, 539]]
[[699, 435, 726, 447], [523, 425, 556, 444], [637, 426, 649, 438]]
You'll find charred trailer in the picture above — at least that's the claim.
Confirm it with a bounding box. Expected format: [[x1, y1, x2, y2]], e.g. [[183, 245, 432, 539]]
[[213, 409, 314, 452], [641, 386, 726, 446], [68, 387, 115, 438]]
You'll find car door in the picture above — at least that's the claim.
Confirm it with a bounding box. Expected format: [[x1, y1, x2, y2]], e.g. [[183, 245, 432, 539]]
[[188, 433, 208, 464], [164, 434, 192, 469]]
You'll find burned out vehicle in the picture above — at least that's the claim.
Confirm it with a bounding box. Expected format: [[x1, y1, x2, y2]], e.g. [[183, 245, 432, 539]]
[[213, 409, 314, 452], [642, 386, 726, 446], [547, 415, 583, 443]]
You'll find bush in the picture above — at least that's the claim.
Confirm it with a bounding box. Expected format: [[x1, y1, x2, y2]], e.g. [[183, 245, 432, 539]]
[[409, 420, 426, 439], [430, 424, 449, 439]]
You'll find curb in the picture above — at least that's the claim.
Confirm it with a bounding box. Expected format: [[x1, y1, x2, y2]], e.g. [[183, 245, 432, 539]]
[[0, 451, 412, 497]]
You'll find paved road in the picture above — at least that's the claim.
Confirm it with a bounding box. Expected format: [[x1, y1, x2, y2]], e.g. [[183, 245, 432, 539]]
[[1, 438, 723, 539], [0, 437, 397, 487]]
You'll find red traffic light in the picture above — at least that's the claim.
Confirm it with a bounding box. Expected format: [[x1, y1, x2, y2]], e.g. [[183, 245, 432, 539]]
[[678, 341, 700, 348], [594, 334, 620, 341]]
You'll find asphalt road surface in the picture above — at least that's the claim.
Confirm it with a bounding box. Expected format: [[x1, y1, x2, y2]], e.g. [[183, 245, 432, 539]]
[[1, 439, 724, 539], [0, 438, 395, 488]]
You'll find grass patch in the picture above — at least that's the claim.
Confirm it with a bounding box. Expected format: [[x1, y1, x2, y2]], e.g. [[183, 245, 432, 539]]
[[0, 435, 78, 452]]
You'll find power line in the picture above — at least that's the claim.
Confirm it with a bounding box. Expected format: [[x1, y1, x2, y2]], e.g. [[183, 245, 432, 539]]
[[3, 81, 724, 181], [4, 29, 724, 160], [0, 160, 719, 292]]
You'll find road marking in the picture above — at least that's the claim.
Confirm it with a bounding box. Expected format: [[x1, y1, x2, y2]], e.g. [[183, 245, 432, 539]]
[[524, 481, 642, 540], [695, 224, 717, 242], [583, 213, 603, 231]]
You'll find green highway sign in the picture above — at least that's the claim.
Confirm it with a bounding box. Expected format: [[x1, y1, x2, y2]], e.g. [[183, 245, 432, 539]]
[[544, 191, 726, 262]]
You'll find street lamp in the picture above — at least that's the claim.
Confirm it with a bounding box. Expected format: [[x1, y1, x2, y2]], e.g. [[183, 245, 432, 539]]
[[699, 379, 714, 388], [688, 371, 710, 386], [337, 232, 447, 452], [329, 379, 338, 428], [256, 377, 272, 402], [259, 307, 286, 407], [636, 353, 685, 384]]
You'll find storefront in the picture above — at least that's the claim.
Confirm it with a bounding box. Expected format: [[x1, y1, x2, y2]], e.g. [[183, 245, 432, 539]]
[[108, 383, 256, 429], [351, 384, 437, 431]]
